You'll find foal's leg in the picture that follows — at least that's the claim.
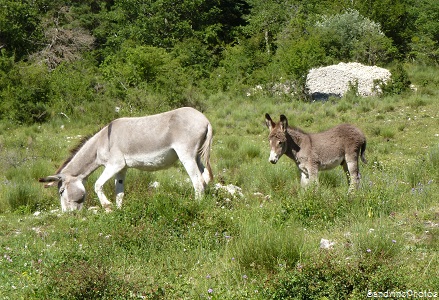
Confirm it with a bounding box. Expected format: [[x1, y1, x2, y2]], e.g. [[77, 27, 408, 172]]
[[342, 160, 351, 186], [115, 169, 127, 209], [300, 172, 310, 187], [344, 156, 360, 192]]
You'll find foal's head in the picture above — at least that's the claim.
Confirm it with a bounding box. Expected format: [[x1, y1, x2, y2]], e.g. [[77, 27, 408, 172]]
[[265, 113, 289, 164], [39, 175, 86, 211]]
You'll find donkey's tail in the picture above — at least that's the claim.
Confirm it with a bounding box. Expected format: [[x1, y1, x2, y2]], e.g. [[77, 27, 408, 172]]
[[199, 122, 214, 184], [360, 140, 367, 164]]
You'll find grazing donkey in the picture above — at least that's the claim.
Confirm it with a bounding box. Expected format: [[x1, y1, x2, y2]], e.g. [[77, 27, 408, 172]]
[[265, 113, 367, 191], [39, 107, 213, 212]]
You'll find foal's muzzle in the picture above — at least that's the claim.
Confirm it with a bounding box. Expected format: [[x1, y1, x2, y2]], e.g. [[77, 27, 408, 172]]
[[269, 151, 279, 164]]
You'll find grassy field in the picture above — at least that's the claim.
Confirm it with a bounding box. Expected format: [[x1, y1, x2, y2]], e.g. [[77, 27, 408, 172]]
[[1, 64, 439, 299]]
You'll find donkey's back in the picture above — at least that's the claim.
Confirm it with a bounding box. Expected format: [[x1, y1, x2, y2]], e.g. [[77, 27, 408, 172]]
[[99, 107, 212, 170], [309, 123, 367, 169]]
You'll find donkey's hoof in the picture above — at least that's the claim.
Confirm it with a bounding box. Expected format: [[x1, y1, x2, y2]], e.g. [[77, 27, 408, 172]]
[[102, 204, 113, 213]]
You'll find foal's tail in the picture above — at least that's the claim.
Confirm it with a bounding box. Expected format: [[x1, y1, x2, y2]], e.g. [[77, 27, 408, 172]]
[[199, 122, 214, 184], [360, 140, 367, 164]]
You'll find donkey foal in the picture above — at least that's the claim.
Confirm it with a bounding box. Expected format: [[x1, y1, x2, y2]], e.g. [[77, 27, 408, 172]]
[[265, 113, 367, 192]]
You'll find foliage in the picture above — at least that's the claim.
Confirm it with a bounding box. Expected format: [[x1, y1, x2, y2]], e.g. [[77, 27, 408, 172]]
[[100, 43, 192, 109], [381, 63, 411, 96], [314, 9, 396, 64], [0, 61, 51, 124], [91, 0, 249, 51], [0, 0, 44, 60], [409, 0, 439, 64], [351, 0, 416, 59], [275, 35, 326, 99]]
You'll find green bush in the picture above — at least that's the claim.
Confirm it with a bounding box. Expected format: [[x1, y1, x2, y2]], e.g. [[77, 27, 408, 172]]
[[314, 9, 396, 64], [100, 43, 191, 109], [381, 63, 411, 95], [0, 62, 51, 124], [274, 36, 326, 99]]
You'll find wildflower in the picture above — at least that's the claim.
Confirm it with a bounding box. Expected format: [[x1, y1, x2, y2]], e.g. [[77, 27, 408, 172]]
[[366, 249, 372, 253], [206, 274, 211, 279], [392, 239, 396, 243], [208, 288, 214, 294], [242, 274, 248, 280]]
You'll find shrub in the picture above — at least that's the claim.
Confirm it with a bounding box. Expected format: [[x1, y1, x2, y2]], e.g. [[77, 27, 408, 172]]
[[0, 62, 51, 124], [381, 63, 411, 96], [274, 36, 326, 100], [100, 44, 190, 108], [314, 9, 396, 64]]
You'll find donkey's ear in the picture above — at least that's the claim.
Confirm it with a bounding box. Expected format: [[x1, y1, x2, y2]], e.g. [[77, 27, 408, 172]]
[[39, 175, 63, 188], [280, 115, 288, 132], [265, 113, 275, 130]]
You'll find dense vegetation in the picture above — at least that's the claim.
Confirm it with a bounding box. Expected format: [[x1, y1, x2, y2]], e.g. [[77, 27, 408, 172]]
[[1, 0, 438, 299]]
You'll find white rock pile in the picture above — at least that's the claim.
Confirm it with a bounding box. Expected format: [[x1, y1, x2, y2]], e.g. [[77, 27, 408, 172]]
[[306, 62, 391, 100]]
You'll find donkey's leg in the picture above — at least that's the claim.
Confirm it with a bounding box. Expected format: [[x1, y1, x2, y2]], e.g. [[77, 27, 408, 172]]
[[178, 152, 205, 199], [196, 155, 212, 186], [95, 163, 125, 211], [115, 168, 127, 209], [300, 172, 310, 187], [342, 160, 351, 186], [307, 164, 319, 187], [345, 156, 360, 192]]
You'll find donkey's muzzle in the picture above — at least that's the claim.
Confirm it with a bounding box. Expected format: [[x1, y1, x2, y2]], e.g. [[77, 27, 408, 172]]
[[269, 158, 278, 164], [269, 151, 279, 164]]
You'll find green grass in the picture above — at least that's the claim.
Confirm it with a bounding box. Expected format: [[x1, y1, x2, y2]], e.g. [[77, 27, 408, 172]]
[[1, 64, 439, 299]]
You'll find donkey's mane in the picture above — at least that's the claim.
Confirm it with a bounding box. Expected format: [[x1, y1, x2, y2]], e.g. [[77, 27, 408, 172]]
[[291, 126, 307, 135], [56, 134, 94, 174]]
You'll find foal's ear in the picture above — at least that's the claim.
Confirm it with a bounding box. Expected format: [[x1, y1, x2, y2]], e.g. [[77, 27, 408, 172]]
[[265, 113, 275, 130], [280, 115, 288, 132]]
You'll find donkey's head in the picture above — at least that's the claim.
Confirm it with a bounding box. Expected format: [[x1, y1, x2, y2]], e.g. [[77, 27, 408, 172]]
[[265, 113, 289, 164], [39, 175, 86, 211]]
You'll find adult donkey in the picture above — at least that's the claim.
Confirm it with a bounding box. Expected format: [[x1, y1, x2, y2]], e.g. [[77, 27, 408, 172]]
[[265, 113, 367, 192], [39, 107, 213, 212]]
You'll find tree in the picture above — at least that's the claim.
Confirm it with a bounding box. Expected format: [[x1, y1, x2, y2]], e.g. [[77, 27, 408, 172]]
[[92, 0, 249, 51], [314, 9, 396, 64], [0, 0, 44, 60], [353, 0, 414, 58], [409, 0, 439, 64]]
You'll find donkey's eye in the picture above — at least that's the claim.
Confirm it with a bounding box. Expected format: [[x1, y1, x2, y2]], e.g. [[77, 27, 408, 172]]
[[59, 188, 65, 196]]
